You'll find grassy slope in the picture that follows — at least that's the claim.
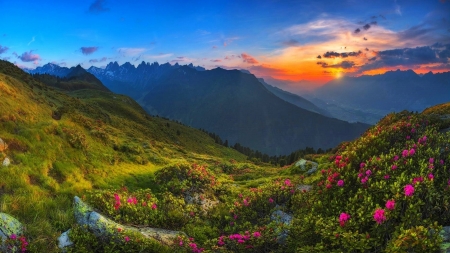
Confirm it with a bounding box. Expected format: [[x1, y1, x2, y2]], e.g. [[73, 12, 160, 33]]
[[0, 60, 247, 252]]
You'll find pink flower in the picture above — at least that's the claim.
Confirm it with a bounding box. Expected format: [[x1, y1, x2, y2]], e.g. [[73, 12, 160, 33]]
[[243, 199, 249, 206], [360, 162, 366, 168], [391, 165, 397, 170], [373, 208, 386, 224], [394, 155, 399, 161], [358, 173, 363, 178], [428, 173, 434, 180], [337, 180, 344, 187], [404, 184, 415, 196], [412, 176, 423, 185], [406, 135, 411, 140], [384, 175, 390, 180], [151, 203, 157, 210], [269, 198, 274, 203], [365, 170, 372, 176], [409, 149, 415, 156], [441, 160, 445, 165], [284, 179, 292, 186], [385, 199, 395, 210], [124, 236, 130, 242], [361, 177, 368, 184], [179, 240, 183, 246], [402, 150, 409, 157], [339, 212, 350, 227], [429, 158, 434, 164], [253, 231, 261, 238], [10, 234, 17, 240], [411, 128, 415, 133]]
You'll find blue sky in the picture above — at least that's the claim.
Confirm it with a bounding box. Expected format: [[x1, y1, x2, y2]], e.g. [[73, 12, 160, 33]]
[[0, 0, 449, 85]]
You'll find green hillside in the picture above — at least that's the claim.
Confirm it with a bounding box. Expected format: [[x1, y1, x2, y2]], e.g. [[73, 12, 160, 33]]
[[0, 60, 247, 251], [0, 60, 449, 252]]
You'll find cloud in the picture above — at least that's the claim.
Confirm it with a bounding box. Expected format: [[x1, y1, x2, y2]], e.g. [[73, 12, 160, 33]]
[[80, 47, 98, 55], [394, 1, 402, 16], [241, 53, 258, 64], [117, 47, 147, 57], [88, 0, 110, 13], [16, 50, 41, 62], [27, 36, 35, 46], [371, 21, 378, 26], [317, 55, 322, 59], [89, 57, 108, 63], [363, 24, 371, 30], [317, 60, 355, 69], [210, 59, 221, 62], [212, 46, 218, 49], [282, 39, 300, 47], [224, 55, 237, 60], [143, 53, 173, 59], [354, 28, 361, 34], [0, 45, 8, 54], [322, 51, 362, 58], [358, 44, 450, 72]]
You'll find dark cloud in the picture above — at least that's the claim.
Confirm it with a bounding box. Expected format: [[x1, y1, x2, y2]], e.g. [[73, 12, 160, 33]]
[[354, 28, 361, 34], [89, 57, 107, 63], [16, 51, 41, 62], [323, 51, 362, 58], [88, 0, 110, 13], [379, 14, 386, 20], [363, 37, 368, 40], [0, 45, 8, 54], [241, 53, 258, 64], [80, 47, 98, 55], [317, 60, 355, 69], [359, 44, 450, 72], [365, 48, 369, 51], [317, 55, 322, 59], [363, 24, 371, 30], [370, 21, 377, 25], [282, 39, 300, 47], [371, 16, 377, 19], [210, 59, 221, 62], [369, 57, 377, 61]]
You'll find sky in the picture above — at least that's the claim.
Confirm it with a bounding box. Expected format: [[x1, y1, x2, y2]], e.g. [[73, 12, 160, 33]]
[[0, 0, 449, 88]]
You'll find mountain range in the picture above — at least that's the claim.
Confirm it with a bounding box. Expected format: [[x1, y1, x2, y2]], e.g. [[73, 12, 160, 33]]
[[305, 69, 450, 124], [25, 61, 369, 155]]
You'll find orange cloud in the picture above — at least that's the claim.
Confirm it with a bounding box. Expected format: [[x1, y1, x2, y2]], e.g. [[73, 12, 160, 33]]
[[241, 53, 258, 64]]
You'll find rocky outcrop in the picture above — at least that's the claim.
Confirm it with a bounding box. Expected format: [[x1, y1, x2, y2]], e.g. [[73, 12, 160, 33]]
[[2, 157, 10, 167], [59, 196, 183, 251], [270, 208, 292, 244], [441, 226, 450, 253], [294, 159, 318, 175], [0, 213, 24, 251]]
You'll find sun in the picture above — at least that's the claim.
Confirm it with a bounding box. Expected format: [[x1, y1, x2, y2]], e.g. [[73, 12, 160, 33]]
[[335, 71, 342, 79]]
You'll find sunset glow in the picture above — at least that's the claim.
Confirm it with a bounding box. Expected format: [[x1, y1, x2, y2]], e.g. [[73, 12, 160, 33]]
[[0, 0, 449, 88]]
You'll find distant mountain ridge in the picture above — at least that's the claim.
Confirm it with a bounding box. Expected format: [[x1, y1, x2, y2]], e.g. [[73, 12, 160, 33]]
[[138, 65, 369, 155], [305, 69, 450, 124], [31, 65, 110, 92]]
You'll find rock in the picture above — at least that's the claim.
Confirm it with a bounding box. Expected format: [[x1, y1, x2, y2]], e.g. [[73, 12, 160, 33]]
[[73, 196, 182, 246], [183, 191, 219, 213], [270, 208, 292, 244], [0, 138, 7, 152], [2, 157, 10, 167], [293, 159, 318, 175], [0, 213, 24, 251], [57, 229, 73, 251], [441, 226, 450, 253]]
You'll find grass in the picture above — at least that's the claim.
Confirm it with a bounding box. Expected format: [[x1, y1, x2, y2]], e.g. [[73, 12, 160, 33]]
[[0, 60, 249, 252]]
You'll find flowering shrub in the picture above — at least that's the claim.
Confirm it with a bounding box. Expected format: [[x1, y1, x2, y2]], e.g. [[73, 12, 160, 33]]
[[2, 234, 28, 253], [288, 111, 450, 252]]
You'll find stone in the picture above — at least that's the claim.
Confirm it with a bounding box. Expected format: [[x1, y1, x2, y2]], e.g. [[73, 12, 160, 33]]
[[0, 213, 24, 252], [0, 213, 23, 240], [441, 226, 450, 253], [2, 157, 10, 167], [270, 208, 292, 244], [57, 229, 73, 251], [0, 138, 7, 152], [293, 159, 318, 175], [73, 196, 182, 246]]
